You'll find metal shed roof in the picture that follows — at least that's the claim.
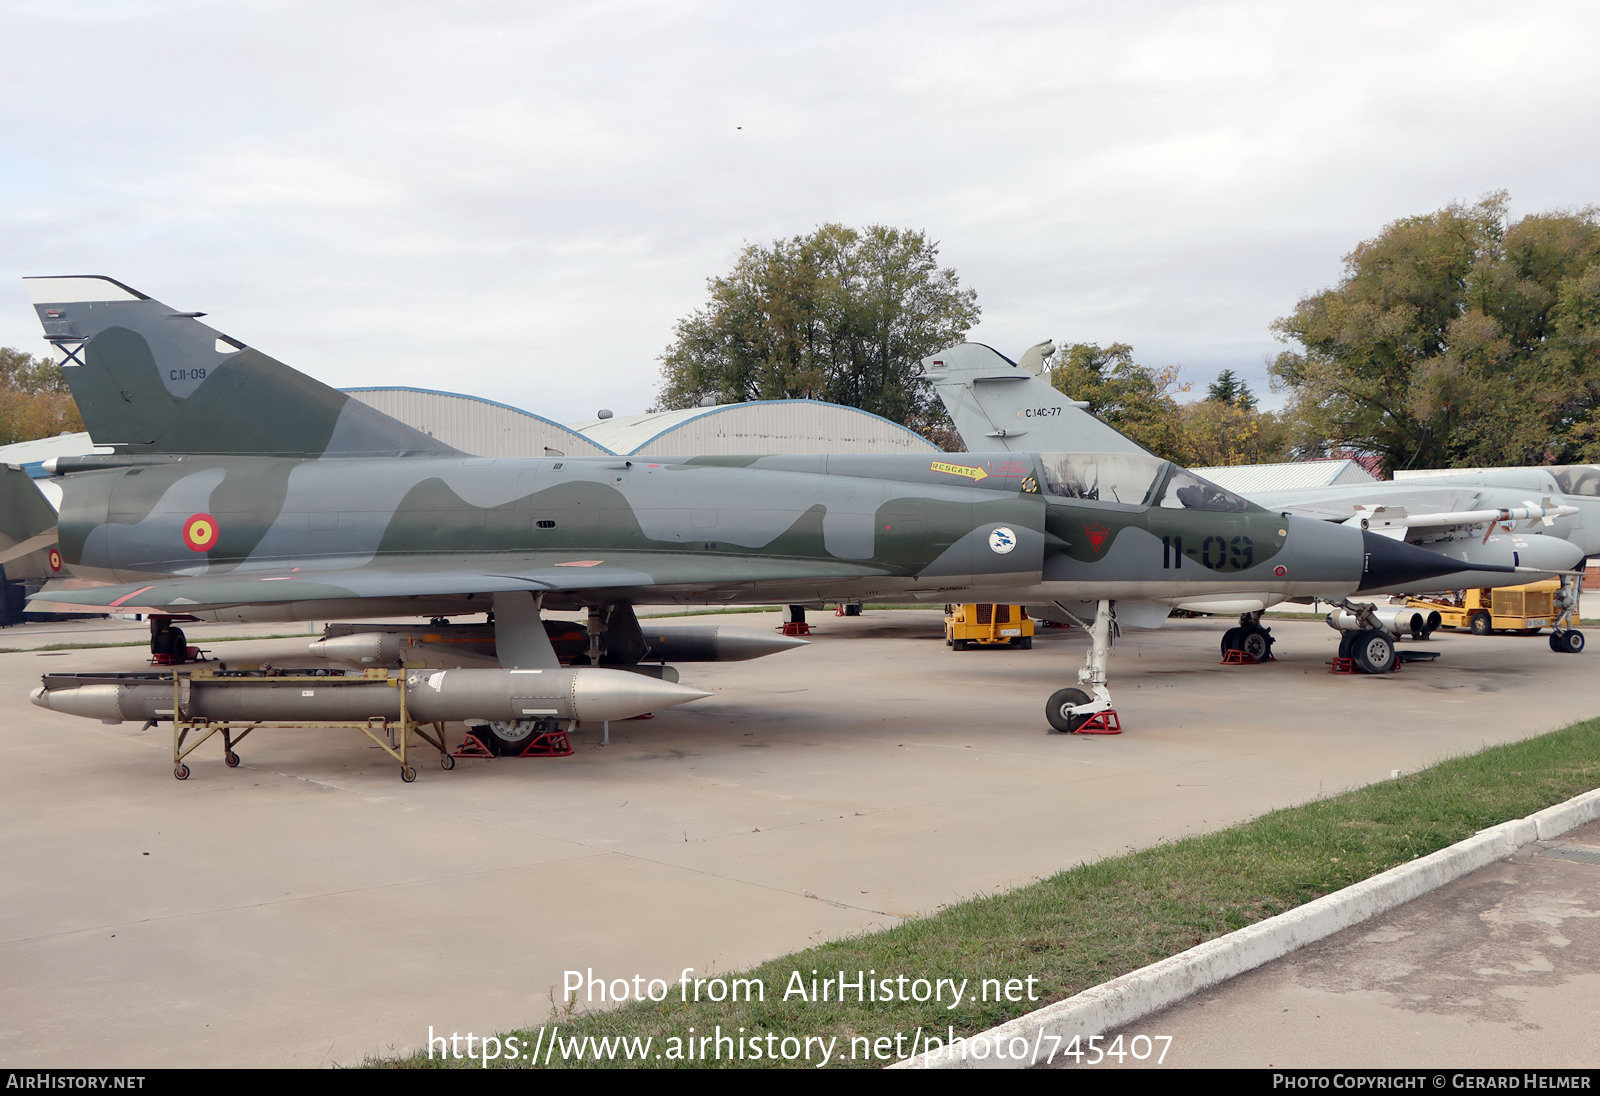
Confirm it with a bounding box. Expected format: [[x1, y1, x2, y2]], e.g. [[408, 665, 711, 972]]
[[1195, 458, 1378, 494]]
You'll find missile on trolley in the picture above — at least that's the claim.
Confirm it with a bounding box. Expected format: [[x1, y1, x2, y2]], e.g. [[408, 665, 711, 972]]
[[30, 666, 710, 726]]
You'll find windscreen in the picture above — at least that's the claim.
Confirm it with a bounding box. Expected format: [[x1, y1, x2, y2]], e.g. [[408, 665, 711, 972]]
[[1551, 466, 1600, 497], [1035, 452, 1252, 512]]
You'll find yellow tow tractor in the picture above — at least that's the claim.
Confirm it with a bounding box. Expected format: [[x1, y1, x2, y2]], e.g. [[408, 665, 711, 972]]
[[1407, 580, 1560, 636], [944, 604, 1035, 650]]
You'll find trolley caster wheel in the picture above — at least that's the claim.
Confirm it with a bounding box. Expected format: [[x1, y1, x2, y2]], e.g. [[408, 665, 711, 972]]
[[401, 766, 417, 783], [173, 764, 190, 781], [440, 754, 456, 771], [1046, 687, 1093, 734], [224, 751, 240, 768]]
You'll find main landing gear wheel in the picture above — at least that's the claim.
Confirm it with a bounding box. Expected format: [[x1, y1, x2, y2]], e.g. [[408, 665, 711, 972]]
[[1351, 629, 1396, 674], [1224, 622, 1274, 661], [485, 719, 538, 755], [1337, 632, 1357, 660], [1240, 629, 1272, 661], [1551, 629, 1586, 654], [1046, 687, 1093, 734]]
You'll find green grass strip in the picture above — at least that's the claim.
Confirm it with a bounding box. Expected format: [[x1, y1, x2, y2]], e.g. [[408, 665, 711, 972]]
[[380, 717, 1600, 1069]]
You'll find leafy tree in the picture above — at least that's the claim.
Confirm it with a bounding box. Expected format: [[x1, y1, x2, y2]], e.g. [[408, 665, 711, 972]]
[[653, 224, 980, 436], [0, 348, 81, 444], [1270, 193, 1600, 470], [1177, 398, 1288, 467], [1047, 342, 1191, 460], [1204, 368, 1256, 410]]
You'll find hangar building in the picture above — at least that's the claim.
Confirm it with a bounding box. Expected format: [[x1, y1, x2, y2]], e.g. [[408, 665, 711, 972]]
[[566, 400, 938, 456], [343, 388, 610, 457], [349, 389, 940, 457]]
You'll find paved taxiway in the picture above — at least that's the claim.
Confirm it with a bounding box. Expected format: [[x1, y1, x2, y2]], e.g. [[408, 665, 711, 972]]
[[2, 610, 1597, 1067]]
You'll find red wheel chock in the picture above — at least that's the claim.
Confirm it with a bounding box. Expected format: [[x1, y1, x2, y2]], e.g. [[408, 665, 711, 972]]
[[452, 731, 495, 758], [1221, 649, 1275, 664], [1329, 657, 1402, 675], [517, 730, 573, 757], [1075, 710, 1122, 734], [451, 729, 575, 759], [780, 622, 812, 636]]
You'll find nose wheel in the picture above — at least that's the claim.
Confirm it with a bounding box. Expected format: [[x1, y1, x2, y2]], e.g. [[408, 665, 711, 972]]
[[1044, 599, 1122, 734], [1046, 688, 1093, 733], [1551, 629, 1586, 654]]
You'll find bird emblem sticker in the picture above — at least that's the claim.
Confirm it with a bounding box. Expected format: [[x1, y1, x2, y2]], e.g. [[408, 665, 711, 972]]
[[988, 526, 1017, 554]]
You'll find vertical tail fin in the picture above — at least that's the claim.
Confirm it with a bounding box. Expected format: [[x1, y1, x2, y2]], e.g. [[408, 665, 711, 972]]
[[25, 276, 459, 458], [921, 342, 1151, 456]]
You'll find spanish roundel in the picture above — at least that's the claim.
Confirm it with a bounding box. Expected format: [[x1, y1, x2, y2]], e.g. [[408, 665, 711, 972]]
[[183, 513, 220, 552], [47, 547, 62, 572]]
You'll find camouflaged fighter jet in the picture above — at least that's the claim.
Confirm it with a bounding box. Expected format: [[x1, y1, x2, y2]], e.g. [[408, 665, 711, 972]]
[[17, 276, 1522, 735], [925, 341, 1589, 669]]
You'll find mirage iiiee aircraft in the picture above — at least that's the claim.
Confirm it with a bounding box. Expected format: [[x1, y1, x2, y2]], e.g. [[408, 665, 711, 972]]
[[925, 341, 1590, 664], [18, 277, 1529, 737]]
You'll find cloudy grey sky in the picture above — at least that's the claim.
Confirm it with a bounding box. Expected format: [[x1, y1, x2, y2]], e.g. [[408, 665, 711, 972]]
[[2, 0, 1596, 419]]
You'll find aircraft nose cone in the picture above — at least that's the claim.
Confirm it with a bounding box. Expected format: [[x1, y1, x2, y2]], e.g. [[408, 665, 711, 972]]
[[1355, 530, 1514, 591]]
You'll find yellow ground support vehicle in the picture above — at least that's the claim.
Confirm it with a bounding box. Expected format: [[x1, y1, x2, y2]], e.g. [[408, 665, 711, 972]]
[[944, 604, 1034, 650], [1407, 579, 1559, 636]]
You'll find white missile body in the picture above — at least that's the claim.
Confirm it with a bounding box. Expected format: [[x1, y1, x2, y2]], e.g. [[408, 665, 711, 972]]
[[31, 667, 710, 726]]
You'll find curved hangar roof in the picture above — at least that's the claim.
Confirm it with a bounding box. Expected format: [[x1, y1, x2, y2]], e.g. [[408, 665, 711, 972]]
[[344, 388, 610, 457], [567, 400, 938, 456], [349, 389, 940, 457]]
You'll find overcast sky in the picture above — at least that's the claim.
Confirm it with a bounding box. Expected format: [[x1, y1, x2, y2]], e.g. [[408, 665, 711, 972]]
[[2, 0, 1596, 420]]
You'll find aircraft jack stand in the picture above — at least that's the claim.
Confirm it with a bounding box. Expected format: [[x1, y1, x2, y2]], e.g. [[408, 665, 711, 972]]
[[1073, 710, 1122, 735], [1220, 649, 1275, 665]]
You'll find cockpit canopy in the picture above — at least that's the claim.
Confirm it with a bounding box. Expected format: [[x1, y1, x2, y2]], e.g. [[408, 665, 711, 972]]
[[1035, 452, 1254, 513], [1551, 466, 1600, 498]]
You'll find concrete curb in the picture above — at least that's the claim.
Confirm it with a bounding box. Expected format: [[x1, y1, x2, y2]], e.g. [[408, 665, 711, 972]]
[[893, 786, 1600, 1069]]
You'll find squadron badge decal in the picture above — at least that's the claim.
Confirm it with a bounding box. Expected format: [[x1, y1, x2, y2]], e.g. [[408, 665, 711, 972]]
[[988, 526, 1017, 554]]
